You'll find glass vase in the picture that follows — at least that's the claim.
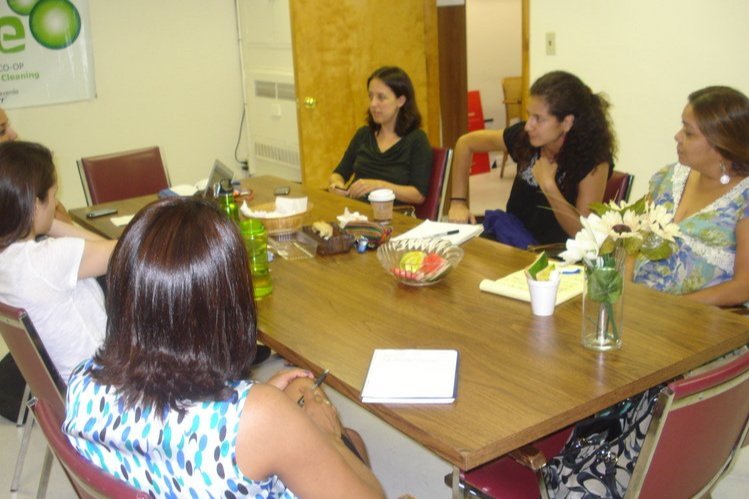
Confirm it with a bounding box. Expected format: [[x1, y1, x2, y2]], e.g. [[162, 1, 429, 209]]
[[581, 253, 625, 351]]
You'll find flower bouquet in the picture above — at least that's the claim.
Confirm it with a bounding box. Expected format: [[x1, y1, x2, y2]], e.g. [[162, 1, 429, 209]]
[[559, 197, 680, 350]]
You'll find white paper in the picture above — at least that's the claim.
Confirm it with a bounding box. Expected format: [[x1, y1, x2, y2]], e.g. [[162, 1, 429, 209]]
[[480, 267, 584, 305], [240, 196, 308, 218], [361, 349, 458, 404], [393, 220, 483, 246], [110, 215, 134, 227]]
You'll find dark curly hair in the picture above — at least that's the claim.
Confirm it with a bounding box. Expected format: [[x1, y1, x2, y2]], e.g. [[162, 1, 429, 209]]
[[689, 86, 749, 176], [514, 71, 616, 201], [0, 141, 56, 250], [92, 197, 257, 416], [366, 66, 422, 137]]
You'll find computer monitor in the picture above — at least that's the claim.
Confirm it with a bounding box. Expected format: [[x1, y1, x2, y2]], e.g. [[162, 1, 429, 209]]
[[203, 159, 235, 197]]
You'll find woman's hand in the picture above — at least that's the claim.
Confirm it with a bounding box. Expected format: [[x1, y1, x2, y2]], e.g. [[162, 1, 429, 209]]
[[532, 155, 559, 191], [301, 387, 343, 438], [266, 368, 314, 391], [347, 179, 382, 199], [328, 182, 348, 196], [447, 201, 476, 224]]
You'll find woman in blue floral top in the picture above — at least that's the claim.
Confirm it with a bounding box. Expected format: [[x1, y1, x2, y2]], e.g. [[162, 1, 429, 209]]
[[633, 86, 749, 307], [63, 198, 384, 499]]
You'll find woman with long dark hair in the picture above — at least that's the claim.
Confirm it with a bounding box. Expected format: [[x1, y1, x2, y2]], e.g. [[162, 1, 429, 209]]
[[328, 66, 432, 204], [448, 71, 616, 246]]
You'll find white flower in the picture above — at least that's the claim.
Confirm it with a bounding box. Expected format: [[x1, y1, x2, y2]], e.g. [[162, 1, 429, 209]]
[[646, 202, 680, 242], [559, 214, 609, 264]]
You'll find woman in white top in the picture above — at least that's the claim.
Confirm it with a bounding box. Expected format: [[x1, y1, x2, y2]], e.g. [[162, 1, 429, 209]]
[[0, 141, 116, 381]]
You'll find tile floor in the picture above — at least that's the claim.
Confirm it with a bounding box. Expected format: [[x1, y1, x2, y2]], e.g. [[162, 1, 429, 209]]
[[2, 165, 748, 497]]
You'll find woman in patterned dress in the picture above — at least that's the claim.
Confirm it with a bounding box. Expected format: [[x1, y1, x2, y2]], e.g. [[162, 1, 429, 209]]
[[633, 86, 749, 307], [63, 197, 384, 498]]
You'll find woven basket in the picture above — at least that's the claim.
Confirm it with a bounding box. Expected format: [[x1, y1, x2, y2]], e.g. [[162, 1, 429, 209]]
[[245, 202, 312, 236]]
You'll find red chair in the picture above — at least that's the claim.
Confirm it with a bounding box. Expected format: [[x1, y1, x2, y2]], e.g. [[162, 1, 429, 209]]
[[414, 147, 452, 221], [604, 171, 634, 204], [30, 397, 148, 499], [77, 146, 169, 205], [449, 349, 749, 498]]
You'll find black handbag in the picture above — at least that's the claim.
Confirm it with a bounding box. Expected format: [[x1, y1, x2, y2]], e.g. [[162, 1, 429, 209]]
[[541, 385, 664, 498]]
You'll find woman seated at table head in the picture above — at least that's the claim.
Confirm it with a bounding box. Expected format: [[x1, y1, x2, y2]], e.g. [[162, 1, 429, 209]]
[[448, 70, 616, 247], [0, 141, 115, 382], [63, 197, 385, 498], [328, 65, 433, 205], [633, 85, 749, 307]]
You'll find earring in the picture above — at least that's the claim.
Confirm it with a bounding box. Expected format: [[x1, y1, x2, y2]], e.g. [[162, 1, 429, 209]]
[[719, 162, 731, 185]]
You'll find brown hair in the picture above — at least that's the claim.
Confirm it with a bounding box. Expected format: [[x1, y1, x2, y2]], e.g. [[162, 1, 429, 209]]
[[0, 141, 56, 250], [366, 66, 422, 137], [689, 86, 749, 176], [92, 197, 258, 415]]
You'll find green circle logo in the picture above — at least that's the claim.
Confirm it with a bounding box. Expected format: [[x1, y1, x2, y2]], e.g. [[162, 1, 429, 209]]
[[7, 0, 40, 16], [28, 0, 81, 50]]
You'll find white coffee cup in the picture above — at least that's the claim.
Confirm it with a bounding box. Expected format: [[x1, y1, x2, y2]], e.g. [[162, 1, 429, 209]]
[[527, 276, 560, 316], [368, 189, 396, 222]]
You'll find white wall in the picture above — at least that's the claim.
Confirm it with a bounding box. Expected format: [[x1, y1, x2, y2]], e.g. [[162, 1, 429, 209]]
[[8, 0, 245, 209], [466, 0, 522, 130], [530, 0, 749, 198]]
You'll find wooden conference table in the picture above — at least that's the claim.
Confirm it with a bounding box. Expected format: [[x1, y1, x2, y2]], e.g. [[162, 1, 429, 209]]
[[71, 176, 749, 475]]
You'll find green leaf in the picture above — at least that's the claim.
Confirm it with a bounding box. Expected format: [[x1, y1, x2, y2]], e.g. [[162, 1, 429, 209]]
[[527, 251, 549, 280], [589, 202, 609, 216], [587, 267, 623, 303]]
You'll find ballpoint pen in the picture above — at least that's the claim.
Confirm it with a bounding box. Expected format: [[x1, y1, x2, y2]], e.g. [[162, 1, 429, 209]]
[[427, 229, 459, 238], [297, 368, 330, 406]]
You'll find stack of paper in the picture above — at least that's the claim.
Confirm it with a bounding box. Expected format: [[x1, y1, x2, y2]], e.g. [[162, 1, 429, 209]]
[[393, 220, 483, 246], [361, 349, 458, 404], [479, 266, 584, 305]]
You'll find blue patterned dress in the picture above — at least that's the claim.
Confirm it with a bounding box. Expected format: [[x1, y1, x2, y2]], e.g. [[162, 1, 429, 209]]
[[633, 162, 749, 297], [64, 359, 298, 498]]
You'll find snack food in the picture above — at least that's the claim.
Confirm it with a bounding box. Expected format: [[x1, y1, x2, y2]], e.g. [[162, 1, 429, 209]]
[[311, 220, 334, 240]]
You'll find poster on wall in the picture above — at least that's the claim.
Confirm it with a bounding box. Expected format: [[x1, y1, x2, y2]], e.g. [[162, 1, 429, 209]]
[[0, 0, 95, 109]]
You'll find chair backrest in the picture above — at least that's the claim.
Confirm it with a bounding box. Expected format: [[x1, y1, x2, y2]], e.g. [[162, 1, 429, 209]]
[[414, 147, 452, 221], [626, 350, 749, 498], [77, 146, 169, 205], [30, 397, 148, 499], [604, 171, 634, 204], [502, 76, 523, 127], [0, 302, 66, 420]]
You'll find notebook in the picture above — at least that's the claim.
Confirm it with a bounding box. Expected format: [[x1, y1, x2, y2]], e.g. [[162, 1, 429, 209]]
[[361, 349, 458, 404], [393, 220, 483, 246]]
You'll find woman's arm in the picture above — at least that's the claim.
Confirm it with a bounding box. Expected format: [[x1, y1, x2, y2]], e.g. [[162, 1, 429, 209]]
[[534, 159, 609, 237], [448, 129, 508, 223], [47, 219, 117, 279], [347, 178, 423, 204], [684, 217, 749, 306], [236, 383, 384, 499]]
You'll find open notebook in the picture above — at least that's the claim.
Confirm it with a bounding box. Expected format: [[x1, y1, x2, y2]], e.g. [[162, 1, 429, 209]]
[[393, 220, 483, 246]]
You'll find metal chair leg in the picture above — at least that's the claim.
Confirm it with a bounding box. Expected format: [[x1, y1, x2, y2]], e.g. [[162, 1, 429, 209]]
[[35, 448, 53, 499], [11, 414, 34, 492], [16, 383, 31, 426]]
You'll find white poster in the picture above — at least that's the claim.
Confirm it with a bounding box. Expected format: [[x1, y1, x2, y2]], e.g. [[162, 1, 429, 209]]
[[0, 0, 95, 109]]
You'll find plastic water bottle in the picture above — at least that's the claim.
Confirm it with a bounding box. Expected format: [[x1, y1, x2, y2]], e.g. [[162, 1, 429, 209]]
[[218, 180, 239, 223], [240, 218, 273, 298]]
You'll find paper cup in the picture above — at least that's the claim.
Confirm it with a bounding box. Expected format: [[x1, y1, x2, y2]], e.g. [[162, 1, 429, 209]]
[[527, 277, 560, 316], [368, 189, 395, 223]]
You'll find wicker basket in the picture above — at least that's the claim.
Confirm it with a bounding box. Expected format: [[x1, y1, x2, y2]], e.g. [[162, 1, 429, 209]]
[[245, 202, 312, 236]]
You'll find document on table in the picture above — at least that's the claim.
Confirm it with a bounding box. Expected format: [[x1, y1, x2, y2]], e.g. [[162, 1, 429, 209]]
[[361, 349, 458, 404], [479, 266, 584, 305], [393, 220, 483, 246]]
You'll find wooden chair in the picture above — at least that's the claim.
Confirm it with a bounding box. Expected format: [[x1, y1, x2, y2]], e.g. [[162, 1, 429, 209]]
[[77, 146, 169, 205], [499, 76, 522, 178], [29, 397, 148, 499], [394, 147, 453, 221], [448, 349, 749, 498]]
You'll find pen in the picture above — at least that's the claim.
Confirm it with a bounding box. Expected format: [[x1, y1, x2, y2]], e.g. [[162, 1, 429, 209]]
[[428, 229, 460, 238], [561, 267, 581, 275], [297, 368, 330, 406]]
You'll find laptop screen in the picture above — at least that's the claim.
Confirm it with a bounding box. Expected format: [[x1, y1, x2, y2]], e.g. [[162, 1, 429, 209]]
[[203, 160, 235, 197]]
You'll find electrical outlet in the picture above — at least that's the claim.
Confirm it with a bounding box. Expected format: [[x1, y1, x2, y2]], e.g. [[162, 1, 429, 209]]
[[546, 32, 556, 56]]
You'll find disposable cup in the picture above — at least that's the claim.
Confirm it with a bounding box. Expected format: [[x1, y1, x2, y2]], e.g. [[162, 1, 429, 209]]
[[527, 276, 560, 316], [368, 189, 395, 223]]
